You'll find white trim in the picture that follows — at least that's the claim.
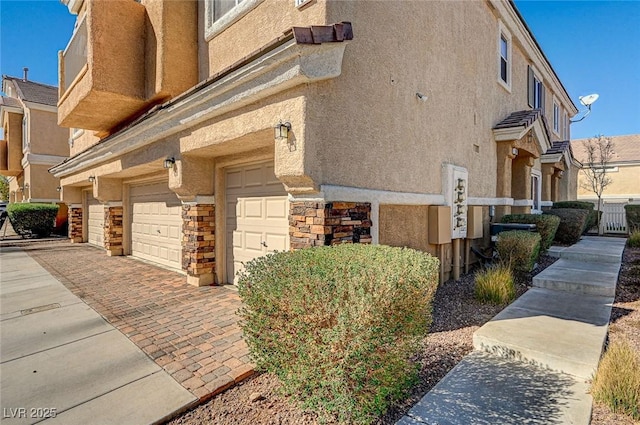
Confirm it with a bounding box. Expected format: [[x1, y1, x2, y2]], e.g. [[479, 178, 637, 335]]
[[105, 201, 122, 207], [70, 203, 82, 208], [204, 0, 265, 41], [181, 195, 216, 206], [531, 168, 542, 213], [25, 198, 60, 203], [513, 199, 534, 207], [21, 153, 68, 167], [295, 0, 312, 8], [51, 39, 348, 178], [578, 194, 640, 201], [541, 200, 553, 207], [22, 101, 57, 113], [497, 19, 512, 92], [467, 197, 514, 206]]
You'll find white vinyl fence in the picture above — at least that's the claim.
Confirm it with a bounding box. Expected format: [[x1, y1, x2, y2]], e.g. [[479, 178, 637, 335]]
[[600, 201, 628, 234]]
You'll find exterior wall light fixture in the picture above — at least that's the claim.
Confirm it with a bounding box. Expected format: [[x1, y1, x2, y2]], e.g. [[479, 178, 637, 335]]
[[274, 121, 291, 140], [511, 147, 519, 156], [56, 186, 62, 192], [163, 157, 176, 169], [88, 176, 95, 183], [24, 183, 29, 189], [558, 171, 564, 178]]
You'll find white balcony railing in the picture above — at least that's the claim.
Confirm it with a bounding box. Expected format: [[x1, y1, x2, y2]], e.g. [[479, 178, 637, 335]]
[[63, 16, 87, 92]]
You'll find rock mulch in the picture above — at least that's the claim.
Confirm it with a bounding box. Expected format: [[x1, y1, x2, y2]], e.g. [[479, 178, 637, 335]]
[[168, 256, 557, 425], [591, 244, 640, 425]]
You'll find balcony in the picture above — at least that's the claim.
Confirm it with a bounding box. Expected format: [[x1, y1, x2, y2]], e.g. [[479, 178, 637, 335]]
[[0, 139, 22, 176], [58, 0, 147, 132]]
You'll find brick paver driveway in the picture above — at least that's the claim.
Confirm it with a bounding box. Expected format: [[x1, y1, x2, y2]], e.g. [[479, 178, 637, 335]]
[[23, 241, 254, 401]]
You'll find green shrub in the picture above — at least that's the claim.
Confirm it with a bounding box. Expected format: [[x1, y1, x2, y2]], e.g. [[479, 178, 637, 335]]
[[496, 230, 541, 273], [7, 203, 59, 238], [237, 244, 439, 424], [501, 214, 560, 252], [552, 201, 598, 233], [628, 230, 640, 248], [591, 340, 640, 420], [625, 205, 640, 233], [545, 208, 589, 245], [474, 263, 515, 304]]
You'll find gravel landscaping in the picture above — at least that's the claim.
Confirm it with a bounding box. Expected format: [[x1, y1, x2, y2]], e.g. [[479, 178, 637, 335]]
[[167, 255, 557, 425], [591, 244, 640, 425]]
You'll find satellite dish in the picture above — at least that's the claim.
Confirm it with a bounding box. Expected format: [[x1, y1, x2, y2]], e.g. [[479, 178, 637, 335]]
[[579, 93, 599, 107]]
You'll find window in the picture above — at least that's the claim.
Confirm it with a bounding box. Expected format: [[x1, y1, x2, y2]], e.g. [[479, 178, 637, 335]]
[[204, 0, 263, 41], [527, 65, 545, 112], [497, 21, 511, 91], [22, 114, 28, 152], [553, 101, 559, 134], [531, 169, 542, 214]]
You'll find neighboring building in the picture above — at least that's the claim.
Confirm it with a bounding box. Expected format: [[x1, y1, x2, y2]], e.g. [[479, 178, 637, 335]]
[[1, 71, 69, 225], [51, 0, 580, 285], [572, 134, 640, 203]]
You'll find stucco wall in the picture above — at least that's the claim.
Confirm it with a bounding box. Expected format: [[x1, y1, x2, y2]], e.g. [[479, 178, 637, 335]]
[[578, 164, 640, 199], [25, 163, 60, 200], [28, 109, 69, 156], [378, 204, 436, 255], [199, 0, 327, 79], [70, 129, 100, 157]]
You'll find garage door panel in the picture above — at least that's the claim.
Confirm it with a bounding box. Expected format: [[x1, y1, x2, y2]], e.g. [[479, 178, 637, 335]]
[[130, 181, 182, 270], [86, 194, 104, 248], [226, 162, 289, 284], [265, 233, 287, 252], [266, 198, 287, 219]]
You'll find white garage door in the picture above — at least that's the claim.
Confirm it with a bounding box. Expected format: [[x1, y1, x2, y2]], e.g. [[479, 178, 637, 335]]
[[130, 181, 182, 270], [86, 192, 104, 248], [226, 162, 289, 284]]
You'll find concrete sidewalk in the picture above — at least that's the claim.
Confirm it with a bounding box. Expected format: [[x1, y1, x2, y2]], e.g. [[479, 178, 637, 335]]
[[0, 247, 197, 425], [397, 236, 625, 425]]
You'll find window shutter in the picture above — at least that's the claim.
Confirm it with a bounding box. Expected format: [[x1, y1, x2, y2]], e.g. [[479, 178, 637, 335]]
[[527, 65, 534, 108]]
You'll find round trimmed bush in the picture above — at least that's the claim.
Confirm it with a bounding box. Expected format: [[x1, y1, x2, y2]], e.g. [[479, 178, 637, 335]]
[[496, 230, 541, 273], [545, 208, 589, 245], [237, 244, 439, 424], [501, 214, 560, 252]]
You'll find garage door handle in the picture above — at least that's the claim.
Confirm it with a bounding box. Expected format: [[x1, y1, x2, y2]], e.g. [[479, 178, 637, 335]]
[[261, 241, 268, 248]]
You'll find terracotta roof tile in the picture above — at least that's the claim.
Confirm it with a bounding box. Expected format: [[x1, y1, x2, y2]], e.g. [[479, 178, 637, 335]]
[[3, 76, 58, 106], [571, 134, 640, 164]]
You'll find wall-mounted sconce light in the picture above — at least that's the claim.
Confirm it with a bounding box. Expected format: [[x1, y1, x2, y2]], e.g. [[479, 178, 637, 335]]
[[24, 183, 29, 189], [511, 147, 519, 156], [274, 121, 291, 140], [88, 176, 95, 183], [56, 186, 62, 192], [16, 187, 22, 193], [557, 171, 564, 178], [416, 92, 428, 102], [163, 157, 176, 169]]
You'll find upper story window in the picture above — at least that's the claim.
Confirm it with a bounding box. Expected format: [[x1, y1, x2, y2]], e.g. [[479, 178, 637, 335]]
[[553, 101, 560, 134], [204, 0, 264, 41], [22, 114, 29, 152], [497, 20, 511, 91], [527, 65, 545, 112]]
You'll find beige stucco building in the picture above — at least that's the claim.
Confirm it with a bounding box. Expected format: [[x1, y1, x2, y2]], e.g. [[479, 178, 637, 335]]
[[572, 134, 640, 203], [52, 0, 581, 285], [1, 73, 69, 225]]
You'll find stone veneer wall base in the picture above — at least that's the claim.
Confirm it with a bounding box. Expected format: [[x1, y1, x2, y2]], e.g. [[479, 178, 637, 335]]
[[289, 201, 372, 249], [68, 206, 83, 243], [104, 206, 123, 256], [182, 204, 215, 286]]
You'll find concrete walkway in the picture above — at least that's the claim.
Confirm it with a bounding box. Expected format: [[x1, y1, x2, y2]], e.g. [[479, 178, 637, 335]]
[[0, 247, 197, 425], [397, 236, 626, 425]]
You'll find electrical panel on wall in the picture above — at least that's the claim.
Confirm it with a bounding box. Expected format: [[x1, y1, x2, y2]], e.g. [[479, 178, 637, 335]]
[[443, 164, 469, 239]]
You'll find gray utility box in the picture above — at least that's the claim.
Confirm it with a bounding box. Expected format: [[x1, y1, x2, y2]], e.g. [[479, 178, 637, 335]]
[[490, 223, 537, 242]]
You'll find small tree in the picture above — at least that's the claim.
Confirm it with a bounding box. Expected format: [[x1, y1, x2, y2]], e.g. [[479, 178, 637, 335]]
[[580, 135, 615, 235], [0, 175, 9, 201]]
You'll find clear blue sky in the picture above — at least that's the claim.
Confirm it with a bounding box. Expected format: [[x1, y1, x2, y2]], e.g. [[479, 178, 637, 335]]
[[1, 0, 638, 140]]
